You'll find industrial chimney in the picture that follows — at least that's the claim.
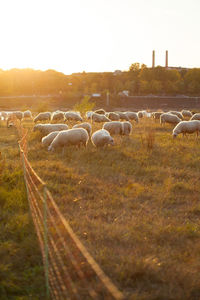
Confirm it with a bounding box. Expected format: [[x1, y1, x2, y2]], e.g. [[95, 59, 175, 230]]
[[165, 50, 168, 68], [152, 50, 155, 68]]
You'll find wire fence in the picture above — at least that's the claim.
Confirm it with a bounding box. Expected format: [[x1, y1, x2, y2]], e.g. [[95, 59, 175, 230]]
[[15, 118, 124, 300]]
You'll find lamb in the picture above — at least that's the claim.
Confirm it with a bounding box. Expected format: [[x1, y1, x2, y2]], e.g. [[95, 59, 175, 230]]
[[168, 111, 183, 120], [115, 111, 129, 121], [172, 120, 200, 138], [106, 112, 120, 121], [160, 113, 181, 125], [34, 112, 51, 123], [190, 113, 200, 121], [181, 110, 192, 119], [91, 129, 114, 148], [42, 131, 61, 147], [48, 128, 89, 151], [64, 111, 83, 122], [91, 113, 110, 123], [33, 123, 68, 136], [125, 112, 139, 123], [73, 122, 92, 136], [51, 111, 65, 122]]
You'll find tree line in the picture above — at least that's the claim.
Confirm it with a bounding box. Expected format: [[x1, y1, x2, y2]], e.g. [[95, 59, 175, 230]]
[[0, 64, 200, 97]]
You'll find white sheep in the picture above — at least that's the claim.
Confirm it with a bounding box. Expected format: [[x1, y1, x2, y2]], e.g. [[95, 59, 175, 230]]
[[42, 131, 61, 147], [94, 108, 106, 115], [51, 111, 65, 122], [85, 111, 94, 119], [23, 110, 32, 119], [33, 123, 68, 136], [190, 113, 200, 121], [48, 128, 89, 151], [172, 120, 200, 138], [125, 112, 139, 123], [91, 113, 110, 123], [103, 121, 132, 135], [115, 111, 129, 121], [34, 112, 51, 123], [91, 129, 114, 148], [152, 112, 163, 121], [73, 122, 92, 136], [168, 111, 183, 120], [137, 111, 144, 118], [107, 112, 120, 121], [181, 110, 192, 119], [160, 113, 181, 125], [64, 111, 83, 122]]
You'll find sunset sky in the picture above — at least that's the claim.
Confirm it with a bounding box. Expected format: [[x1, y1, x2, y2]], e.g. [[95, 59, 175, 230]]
[[0, 0, 199, 74]]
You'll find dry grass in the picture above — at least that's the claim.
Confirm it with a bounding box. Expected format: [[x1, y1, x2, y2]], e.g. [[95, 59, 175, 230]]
[[2, 116, 200, 299]]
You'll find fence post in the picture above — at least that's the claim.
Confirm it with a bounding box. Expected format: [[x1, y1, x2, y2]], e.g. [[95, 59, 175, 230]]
[[20, 148, 30, 206], [43, 185, 50, 299]]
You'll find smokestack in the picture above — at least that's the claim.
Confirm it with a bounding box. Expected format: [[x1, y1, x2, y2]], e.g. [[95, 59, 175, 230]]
[[152, 50, 155, 68], [165, 50, 168, 68]]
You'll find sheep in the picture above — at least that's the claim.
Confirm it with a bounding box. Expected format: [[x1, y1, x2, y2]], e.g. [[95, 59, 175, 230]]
[[137, 111, 144, 118], [64, 111, 83, 122], [94, 109, 106, 115], [7, 111, 24, 127], [42, 131, 61, 147], [107, 112, 120, 121], [190, 113, 200, 121], [33, 123, 69, 136], [73, 122, 92, 136], [91, 113, 110, 123], [168, 111, 183, 120], [48, 128, 89, 151], [51, 111, 65, 122], [122, 121, 132, 135], [125, 112, 139, 123], [152, 112, 163, 121], [103, 121, 132, 135], [172, 120, 200, 138], [181, 110, 192, 119], [114, 111, 129, 121], [160, 113, 181, 125], [91, 129, 114, 148], [85, 111, 94, 119], [34, 112, 51, 123], [1, 111, 7, 120], [23, 110, 32, 119]]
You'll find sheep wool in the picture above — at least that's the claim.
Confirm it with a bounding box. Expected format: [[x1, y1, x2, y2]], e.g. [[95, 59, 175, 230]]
[[91, 129, 114, 147]]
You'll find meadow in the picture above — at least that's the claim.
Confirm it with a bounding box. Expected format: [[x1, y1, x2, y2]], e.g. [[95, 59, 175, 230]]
[[1, 114, 200, 300]]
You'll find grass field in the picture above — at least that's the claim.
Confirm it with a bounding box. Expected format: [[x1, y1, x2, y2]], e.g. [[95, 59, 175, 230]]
[[1, 116, 200, 299]]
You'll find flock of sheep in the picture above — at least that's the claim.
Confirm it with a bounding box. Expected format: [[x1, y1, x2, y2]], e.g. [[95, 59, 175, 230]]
[[1, 108, 200, 152]]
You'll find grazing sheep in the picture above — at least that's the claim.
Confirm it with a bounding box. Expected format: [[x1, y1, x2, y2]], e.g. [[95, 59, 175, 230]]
[[115, 111, 129, 121], [33, 123, 68, 136], [172, 120, 200, 138], [23, 110, 32, 119], [125, 112, 139, 123], [168, 111, 183, 120], [91, 129, 114, 148], [51, 111, 65, 122], [190, 113, 200, 121], [122, 121, 132, 135], [64, 111, 83, 122], [1, 111, 7, 120], [34, 112, 51, 123], [42, 131, 61, 147], [137, 111, 144, 118], [107, 112, 120, 121], [103, 121, 132, 135], [91, 113, 110, 123], [48, 128, 89, 151], [94, 109, 106, 115], [160, 113, 181, 125], [103, 121, 124, 135], [73, 122, 92, 136], [181, 110, 192, 119]]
